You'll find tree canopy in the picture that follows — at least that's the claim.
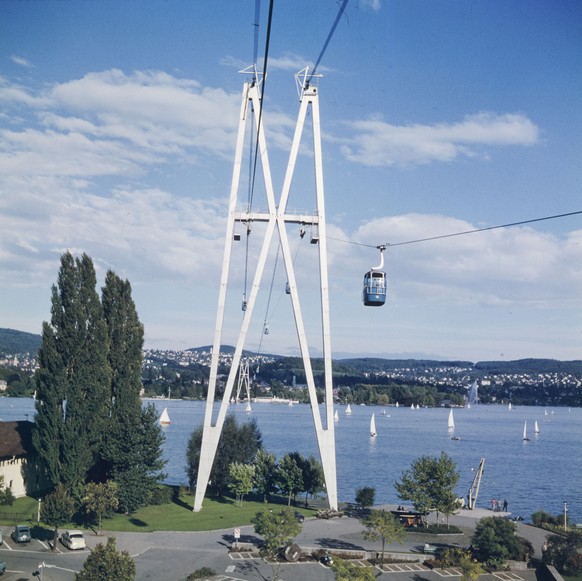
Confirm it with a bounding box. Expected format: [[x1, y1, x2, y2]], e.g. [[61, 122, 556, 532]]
[[186, 414, 262, 495], [75, 537, 135, 581], [33, 253, 165, 513], [394, 452, 460, 521]]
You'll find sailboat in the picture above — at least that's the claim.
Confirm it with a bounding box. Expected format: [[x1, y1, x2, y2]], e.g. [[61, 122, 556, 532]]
[[395, 402, 399, 408], [534, 420, 540, 434], [448, 409, 455, 430], [345, 404, 352, 415], [245, 401, 252, 413], [381, 408, 386, 415], [370, 414, 377, 437], [159, 407, 171, 425], [334, 410, 339, 422], [522, 421, 531, 441], [508, 402, 512, 411]]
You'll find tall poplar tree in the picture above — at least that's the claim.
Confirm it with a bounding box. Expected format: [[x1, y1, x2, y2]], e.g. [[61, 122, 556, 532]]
[[101, 271, 165, 512], [33, 252, 111, 491]]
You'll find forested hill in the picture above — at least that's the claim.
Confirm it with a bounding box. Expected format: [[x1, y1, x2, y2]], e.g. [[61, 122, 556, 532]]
[[0, 328, 41, 355], [2, 328, 581, 377], [337, 357, 582, 375]]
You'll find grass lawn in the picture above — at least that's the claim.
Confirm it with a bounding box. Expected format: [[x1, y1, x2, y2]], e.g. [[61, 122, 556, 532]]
[[1, 492, 314, 534]]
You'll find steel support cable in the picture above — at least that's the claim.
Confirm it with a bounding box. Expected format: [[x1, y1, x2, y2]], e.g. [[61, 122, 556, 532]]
[[326, 209, 582, 250], [248, 0, 275, 211], [253, 0, 261, 65], [307, 0, 351, 84], [256, 243, 281, 355]]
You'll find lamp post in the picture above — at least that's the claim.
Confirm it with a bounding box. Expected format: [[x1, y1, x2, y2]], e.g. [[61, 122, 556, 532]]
[[563, 501, 567, 532], [37, 498, 41, 523]]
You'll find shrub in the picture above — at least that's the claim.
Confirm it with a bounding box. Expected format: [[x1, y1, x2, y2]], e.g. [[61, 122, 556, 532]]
[[186, 567, 216, 580], [149, 486, 172, 505], [355, 486, 376, 508], [419, 524, 462, 534], [532, 510, 556, 527], [564, 553, 582, 576]]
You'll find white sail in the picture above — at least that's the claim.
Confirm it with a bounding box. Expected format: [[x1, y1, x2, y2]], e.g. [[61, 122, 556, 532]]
[[395, 402, 399, 408], [334, 410, 339, 422], [522, 421, 530, 441], [245, 402, 252, 413], [410, 404, 414, 409], [159, 407, 171, 425], [508, 402, 512, 410], [534, 420, 540, 433], [370, 414, 377, 437], [448, 409, 455, 430], [345, 404, 352, 415]]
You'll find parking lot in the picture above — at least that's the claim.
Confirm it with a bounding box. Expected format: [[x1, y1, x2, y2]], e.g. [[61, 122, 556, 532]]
[[0, 508, 550, 580]]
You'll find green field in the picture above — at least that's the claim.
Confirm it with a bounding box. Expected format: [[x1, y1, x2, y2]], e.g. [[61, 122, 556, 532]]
[[0, 491, 313, 534]]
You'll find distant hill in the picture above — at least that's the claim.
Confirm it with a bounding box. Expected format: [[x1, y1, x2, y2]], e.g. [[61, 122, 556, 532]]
[[0, 328, 42, 355]]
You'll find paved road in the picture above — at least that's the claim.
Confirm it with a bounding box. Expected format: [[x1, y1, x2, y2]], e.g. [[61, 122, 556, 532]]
[[0, 507, 552, 580]]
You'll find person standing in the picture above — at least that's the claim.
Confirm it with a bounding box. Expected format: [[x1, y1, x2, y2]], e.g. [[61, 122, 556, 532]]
[[491, 498, 496, 511], [503, 499, 508, 512]]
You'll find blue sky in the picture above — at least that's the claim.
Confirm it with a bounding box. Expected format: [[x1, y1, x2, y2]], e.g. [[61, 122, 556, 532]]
[[1, 0, 581, 362]]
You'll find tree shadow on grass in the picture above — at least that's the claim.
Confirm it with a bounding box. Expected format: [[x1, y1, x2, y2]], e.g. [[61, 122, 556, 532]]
[[313, 537, 365, 551], [129, 518, 148, 527]]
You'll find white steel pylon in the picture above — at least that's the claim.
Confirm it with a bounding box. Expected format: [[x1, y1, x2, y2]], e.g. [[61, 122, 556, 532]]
[[235, 359, 252, 410], [193, 68, 337, 512]]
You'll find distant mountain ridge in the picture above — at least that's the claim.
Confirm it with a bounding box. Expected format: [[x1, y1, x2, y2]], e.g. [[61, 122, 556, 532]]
[[0, 328, 41, 356], [2, 329, 581, 376]]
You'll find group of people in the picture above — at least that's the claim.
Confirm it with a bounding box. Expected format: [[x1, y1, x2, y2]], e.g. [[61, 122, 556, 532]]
[[491, 497, 508, 512]]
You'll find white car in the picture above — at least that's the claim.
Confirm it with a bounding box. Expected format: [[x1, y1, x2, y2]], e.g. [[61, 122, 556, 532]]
[[60, 530, 86, 550]]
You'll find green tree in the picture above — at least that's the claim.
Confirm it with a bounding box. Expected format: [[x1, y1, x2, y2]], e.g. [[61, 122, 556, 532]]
[[33, 252, 111, 491], [361, 509, 405, 564], [394, 452, 460, 524], [542, 531, 582, 573], [76, 536, 136, 581], [0, 474, 15, 506], [331, 559, 376, 581], [301, 455, 325, 508], [41, 484, 76, 551], [253, 449, 277, 502], [83, 481, 119, 532], [276, 453, 304, 506], [471, 516, 520, 568], [186, 414, 262, 496], [101, 272, 166, 512], [355, 486, 376, 509], [252, 508, 302, 580], [228, 463, 255, 507], [441, 548, 484, 581]]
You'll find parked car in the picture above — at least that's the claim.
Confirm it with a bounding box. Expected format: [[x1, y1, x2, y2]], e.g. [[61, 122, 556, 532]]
[[11, 525, 31, 543], [294, 511, 305, 523], [0, 559, 6, 575], [60, 530, 86, 550], [0, 530, 3, 545]]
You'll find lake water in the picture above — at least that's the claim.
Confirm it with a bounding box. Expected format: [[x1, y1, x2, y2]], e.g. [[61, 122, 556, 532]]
[[2, 397, 580, 524]]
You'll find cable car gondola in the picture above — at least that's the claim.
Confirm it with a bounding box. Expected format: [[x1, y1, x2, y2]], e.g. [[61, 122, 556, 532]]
[[362, 245, 387, 307]]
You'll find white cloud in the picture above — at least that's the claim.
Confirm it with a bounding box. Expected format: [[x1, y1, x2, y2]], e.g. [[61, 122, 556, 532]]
[[358, 0, 382, 13], [333, 213, 582, 307], [341, 112, 540, 167], [10, 55, 34, 68]]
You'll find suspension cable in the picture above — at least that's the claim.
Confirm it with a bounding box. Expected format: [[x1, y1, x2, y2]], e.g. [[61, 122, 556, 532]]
[[326, 209, 582, 250], [307, 0, 351, 84]]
